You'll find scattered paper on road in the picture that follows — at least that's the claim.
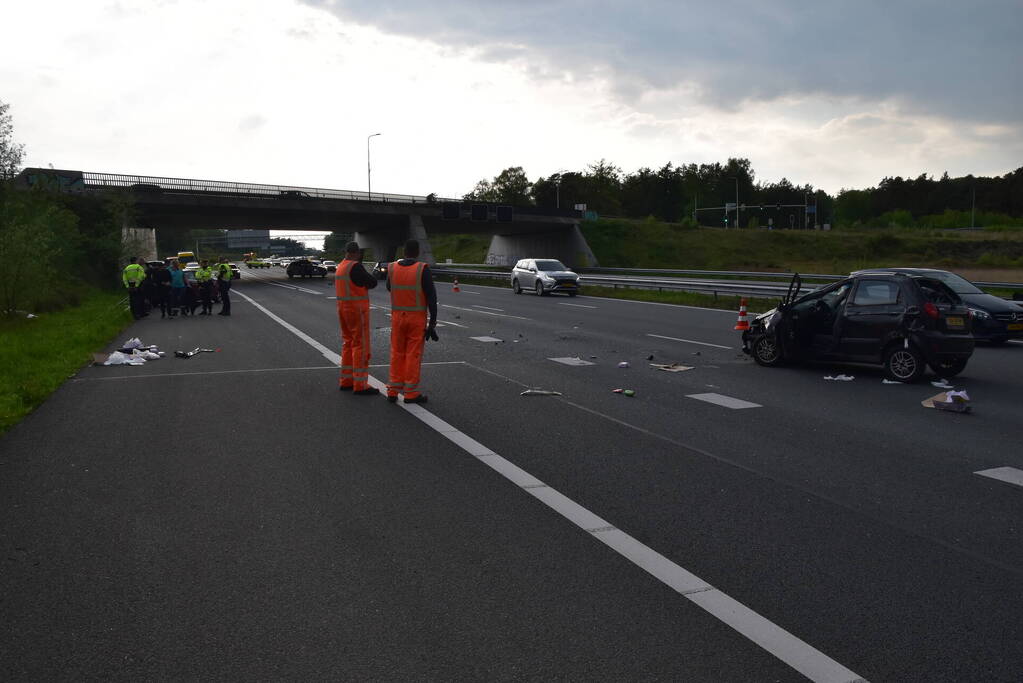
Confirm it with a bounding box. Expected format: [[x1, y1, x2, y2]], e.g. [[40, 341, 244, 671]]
[[650, 363, 694, 373], [520, 389, 563, 397], [823, 374, 855, 381]]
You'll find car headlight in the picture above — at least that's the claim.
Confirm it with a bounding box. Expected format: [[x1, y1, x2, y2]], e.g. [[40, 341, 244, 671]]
[[969, 308, 990, 320]]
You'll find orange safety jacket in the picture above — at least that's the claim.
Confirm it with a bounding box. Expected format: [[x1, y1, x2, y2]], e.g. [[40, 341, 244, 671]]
[[335, 259, 370, 307], [388, 261, 427, 312]]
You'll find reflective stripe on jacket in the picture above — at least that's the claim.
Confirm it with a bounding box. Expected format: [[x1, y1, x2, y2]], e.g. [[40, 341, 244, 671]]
[[122, 263, 146, 288], [335, 259, 369, 305], [389, 261, 427, 312]]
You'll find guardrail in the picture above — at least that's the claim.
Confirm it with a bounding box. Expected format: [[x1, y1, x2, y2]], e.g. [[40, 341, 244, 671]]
[[431, 268, 815, 300], [82, 171, 458, 205], [432, 266, 1023, 300]]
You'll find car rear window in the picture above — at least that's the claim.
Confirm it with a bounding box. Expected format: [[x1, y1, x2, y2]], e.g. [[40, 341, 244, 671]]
[[852, 280, 900, 306], [914, 278, 962, 305]]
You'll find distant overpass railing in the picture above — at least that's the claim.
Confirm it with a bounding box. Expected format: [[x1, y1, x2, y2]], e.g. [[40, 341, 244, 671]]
[[82, 171, 455, 205]]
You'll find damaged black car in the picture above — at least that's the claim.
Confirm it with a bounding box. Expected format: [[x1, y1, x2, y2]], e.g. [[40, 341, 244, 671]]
[[742, 272, 975, 382]]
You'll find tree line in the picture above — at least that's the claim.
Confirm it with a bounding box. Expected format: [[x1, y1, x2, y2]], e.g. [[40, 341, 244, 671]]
[[464, 160, 1023, 229]]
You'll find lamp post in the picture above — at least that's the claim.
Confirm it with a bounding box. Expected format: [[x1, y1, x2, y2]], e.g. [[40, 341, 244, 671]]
[[367, 132, 381, 198]]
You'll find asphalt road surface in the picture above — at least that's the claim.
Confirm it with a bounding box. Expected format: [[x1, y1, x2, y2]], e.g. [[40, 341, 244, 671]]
[[2, 266, 1022, 681]]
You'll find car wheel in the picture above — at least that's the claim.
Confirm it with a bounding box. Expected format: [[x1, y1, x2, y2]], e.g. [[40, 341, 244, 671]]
[[512, 279, 521, 294], [884, 345, 925, 383], [751, 334, 784, 367], [535, 281, 545, 296], [568, 291, 577, 297], [930, 358, 968, 378]]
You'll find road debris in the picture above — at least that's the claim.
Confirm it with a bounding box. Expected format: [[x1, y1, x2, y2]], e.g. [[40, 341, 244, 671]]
[[520, 389, 563, 397], [922, 389, 972, 413], [618, 361, 630, 368], [882, 379, 903, 384], [823, 374, 855, 381], [931, 379, 953, 389], [612, 388, 636, 397], [646, 354, 654, 361], [650, 363, 694, 373]]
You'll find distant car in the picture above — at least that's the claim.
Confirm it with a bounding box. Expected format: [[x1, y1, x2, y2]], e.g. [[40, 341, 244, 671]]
[[287, 258, 327, 279], [184, 262, 200, 272], [510, 258, 581, 296], [853, 268, 1023, 345], [321, 260, 337, 272], [245, 259, 272, 268], [229, 264, 241, 280], [743, 272, 974, 382], [372, 261, 389, 280]]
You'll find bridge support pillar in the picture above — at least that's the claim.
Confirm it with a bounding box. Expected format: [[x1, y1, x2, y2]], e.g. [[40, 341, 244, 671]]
[[485, 223, 597, 268], [354, 214, 435, 265], [121, 219, 157, 262]]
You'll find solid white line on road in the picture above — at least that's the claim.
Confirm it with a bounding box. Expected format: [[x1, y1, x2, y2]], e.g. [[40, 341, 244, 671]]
[[472, 305, 505, 312], [457, 290, 480, 294], [687, 393, 762, 409], [239, 289, 865, 683], [975, 467, 1023, 488], [559, 302, 598, 309], [1009, 340, 1023, 346], [234, 290, 339, 365], [439, 320, 469, 328], [442, 303, 531, 320], [647, 333, 733, 350], [471, 336, 503, 343]]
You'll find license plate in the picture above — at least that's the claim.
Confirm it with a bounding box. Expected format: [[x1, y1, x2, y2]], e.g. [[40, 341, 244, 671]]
[[561, 282, 576, 287], [1008, 323, 1023, 331], [946, 316, 964, 328]]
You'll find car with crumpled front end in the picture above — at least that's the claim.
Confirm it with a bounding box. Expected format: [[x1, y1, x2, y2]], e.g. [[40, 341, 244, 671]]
[[742, 272, 974, 382], [854, 268, 1023, 345], [510, 258, 581, 297]]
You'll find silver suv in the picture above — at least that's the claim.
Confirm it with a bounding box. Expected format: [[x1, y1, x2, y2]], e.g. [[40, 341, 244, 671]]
[[511, 258, 581, 297]]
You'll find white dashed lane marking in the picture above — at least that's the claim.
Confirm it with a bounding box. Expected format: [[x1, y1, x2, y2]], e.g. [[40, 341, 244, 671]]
[[559, 302, 598, 309], [471, 336, 503, 343], [442, 304, 530, 320], [549, 357, 596, 366], [975, 467, 1023, 488], [647, 333, 733, 350], [236, 287, 864, 683], [472, 305, 505, 312], [686, 393, 762, 409]]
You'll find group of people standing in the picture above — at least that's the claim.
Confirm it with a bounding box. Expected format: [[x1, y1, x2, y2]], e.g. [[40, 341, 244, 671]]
[[122, 256, 234, 320], [335, 239, 438, 404]]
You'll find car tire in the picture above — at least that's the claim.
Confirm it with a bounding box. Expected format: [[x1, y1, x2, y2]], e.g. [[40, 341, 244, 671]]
[[513, 279, 521, 294], [883, 345, 925, 383], [930, 358, 968, 378], [751, 334, 784, 367], [568, 291, 577, 297], [535, 281, 545, 297]]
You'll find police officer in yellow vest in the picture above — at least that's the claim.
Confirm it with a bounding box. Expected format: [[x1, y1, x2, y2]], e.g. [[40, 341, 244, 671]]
[[196, 259, 214, 315], [122, 256, 148, 320], [335, 241, 379, 395]]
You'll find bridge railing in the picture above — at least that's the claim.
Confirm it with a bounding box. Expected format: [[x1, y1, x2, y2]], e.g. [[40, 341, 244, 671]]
[[82, 172, 459, 205]]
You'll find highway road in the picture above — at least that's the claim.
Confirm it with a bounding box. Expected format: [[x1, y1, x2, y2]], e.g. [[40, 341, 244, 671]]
[[2, 266, 1022, 681]]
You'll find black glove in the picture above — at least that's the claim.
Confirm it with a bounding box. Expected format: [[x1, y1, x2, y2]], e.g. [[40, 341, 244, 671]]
[[426, 326, 439, 342]]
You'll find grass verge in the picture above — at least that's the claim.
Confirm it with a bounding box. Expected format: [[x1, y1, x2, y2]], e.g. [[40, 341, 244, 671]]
[[433, 274, 780, 314], [0, 289, 131, 435]]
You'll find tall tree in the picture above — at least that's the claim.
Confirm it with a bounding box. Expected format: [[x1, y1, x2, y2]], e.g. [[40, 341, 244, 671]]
[[0, 100, 26, 180]]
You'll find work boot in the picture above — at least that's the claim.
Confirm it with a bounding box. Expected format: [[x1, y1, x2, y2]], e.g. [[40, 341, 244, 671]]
[[403, 395, 428, 404], [354, 387, 380, 396], [338, 385, 353, 391]]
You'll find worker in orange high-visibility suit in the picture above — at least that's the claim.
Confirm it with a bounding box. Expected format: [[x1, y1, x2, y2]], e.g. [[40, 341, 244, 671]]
[[335, 241, 380, 395], [386, 239, 438, 404]]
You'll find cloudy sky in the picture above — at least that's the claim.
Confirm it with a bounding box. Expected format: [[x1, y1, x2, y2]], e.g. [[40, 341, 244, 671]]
[[6, 0, 1022, 202]]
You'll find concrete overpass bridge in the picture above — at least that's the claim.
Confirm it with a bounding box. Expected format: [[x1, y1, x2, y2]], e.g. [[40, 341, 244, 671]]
[[16, 169, 598, 267]]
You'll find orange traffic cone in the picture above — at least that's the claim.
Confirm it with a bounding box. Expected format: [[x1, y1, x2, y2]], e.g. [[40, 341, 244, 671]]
[[453, 277, 460, 293], [734, 298, 750, 331]]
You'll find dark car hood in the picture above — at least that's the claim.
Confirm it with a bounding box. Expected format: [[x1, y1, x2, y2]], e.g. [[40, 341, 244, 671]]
[[960, 292, 1022, 313]]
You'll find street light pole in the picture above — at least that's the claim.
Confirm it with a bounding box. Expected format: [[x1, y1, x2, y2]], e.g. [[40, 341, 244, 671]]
[[735, 177, 740, 229], [367, 133, 381, 198]]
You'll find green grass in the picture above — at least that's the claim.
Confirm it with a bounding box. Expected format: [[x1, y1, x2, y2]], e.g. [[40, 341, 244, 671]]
[[0, 289, 131, 434]]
